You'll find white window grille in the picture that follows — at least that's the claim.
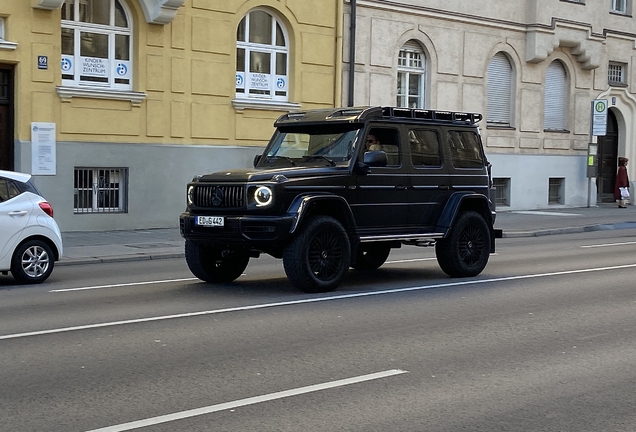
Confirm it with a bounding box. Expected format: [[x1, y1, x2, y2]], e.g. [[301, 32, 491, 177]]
[[61, 0, 132, 90], [548, 178, 564, 204], [544, 61, 568, 131], [236, 9, 289, 101], [397, 40, 426, 109], [611, 0, 627, 13], [493, 178, 511, 207], [74, 168, 128, 213], [487, 52, 513, 126], [608, 62, 626, 85]]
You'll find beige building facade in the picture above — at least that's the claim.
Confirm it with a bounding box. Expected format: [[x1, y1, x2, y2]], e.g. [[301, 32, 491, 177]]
[[344, 0, 636, 209], [1, 0, 342, 231]]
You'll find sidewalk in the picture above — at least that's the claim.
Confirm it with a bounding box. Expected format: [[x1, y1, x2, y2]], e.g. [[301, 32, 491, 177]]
[[58, 204, 636, 266]]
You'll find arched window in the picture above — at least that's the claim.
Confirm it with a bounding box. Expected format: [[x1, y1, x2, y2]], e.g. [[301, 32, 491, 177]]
[[61, 0, 132, 90], [236, 10, 289, 101], [487, 52, 513, 126], [544, 61, 568, 131], [397, 40, 426, 108]]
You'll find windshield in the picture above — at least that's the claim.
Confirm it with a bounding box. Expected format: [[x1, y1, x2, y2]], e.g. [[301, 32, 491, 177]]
[[259, 126, 360, 167]]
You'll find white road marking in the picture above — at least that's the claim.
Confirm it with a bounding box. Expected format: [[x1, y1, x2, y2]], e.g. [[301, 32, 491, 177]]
[[581, 241, 636, 249], [3, 262, 636, 341], [49, 278, 199, 293], [85, 369, 408, 432], [510, 211, 581, 217]]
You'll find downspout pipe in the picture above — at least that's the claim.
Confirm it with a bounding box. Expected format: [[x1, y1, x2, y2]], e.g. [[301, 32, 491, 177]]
[[347, 0, 356, 107]]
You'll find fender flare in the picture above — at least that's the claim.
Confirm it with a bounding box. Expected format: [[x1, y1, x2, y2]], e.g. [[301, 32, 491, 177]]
[[286, 193, 356, 234], [436, 192, 494, 231]]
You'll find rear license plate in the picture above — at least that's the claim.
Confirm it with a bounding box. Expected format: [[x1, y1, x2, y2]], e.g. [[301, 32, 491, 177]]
[[195, 216, 224, 227]]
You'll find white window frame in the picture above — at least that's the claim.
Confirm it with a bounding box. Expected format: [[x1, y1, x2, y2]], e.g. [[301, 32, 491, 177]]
[[544, 61, 568, 131], [74, 167, 128, 214], [235, 9, 289, 103], [61, 0, 133, 91], [0, 18, 17, 50], [487, 52, 514, 126], [608, 62, 627, 85], [611, 0, 628, 13], [397, 41, 426, 109]]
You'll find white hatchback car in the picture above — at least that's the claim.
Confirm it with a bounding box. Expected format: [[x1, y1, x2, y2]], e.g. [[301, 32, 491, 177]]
[[0, 170, 63, 284]]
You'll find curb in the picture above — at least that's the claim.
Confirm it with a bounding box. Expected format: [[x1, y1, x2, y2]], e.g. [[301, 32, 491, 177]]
[[502, 222, 636, 238], [57, 252, 185, 267]]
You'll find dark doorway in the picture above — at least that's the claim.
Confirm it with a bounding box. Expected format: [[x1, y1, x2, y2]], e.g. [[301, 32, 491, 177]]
[[597, 109, 619, 203], [0, 66, 13, 171]]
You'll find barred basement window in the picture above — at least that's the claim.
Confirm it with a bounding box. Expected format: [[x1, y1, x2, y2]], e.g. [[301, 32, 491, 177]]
[[608, 62, 627, 85], [74, 168, 128, 213], [492, 178, 510, 207], [548, 178, 564, 204]]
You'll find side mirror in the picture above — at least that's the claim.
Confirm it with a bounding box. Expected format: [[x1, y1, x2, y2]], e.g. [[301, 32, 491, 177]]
[[363, 150, 388, 167], [253, 154, 262, 168]]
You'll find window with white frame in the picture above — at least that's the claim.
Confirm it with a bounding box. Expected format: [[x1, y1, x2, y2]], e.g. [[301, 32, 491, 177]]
[[61, 0, 132, 90], [611, 0, 628, 13], [487, 52, 514, 126], [397, 40, 426, 109], [74, 168, 128, 213], [544, 61, 568, 131], [236, 9, 289, 101], [608, 62, 627, 85]]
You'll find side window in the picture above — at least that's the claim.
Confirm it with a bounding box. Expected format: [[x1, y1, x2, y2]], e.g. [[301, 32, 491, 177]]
[[409, 129, 441, 167], [366, 128, 401, 166], [0, 179, 21, 202], [61, 0, 133, 90], [236, 9, 289, 102], [448, 131, 484, 169]]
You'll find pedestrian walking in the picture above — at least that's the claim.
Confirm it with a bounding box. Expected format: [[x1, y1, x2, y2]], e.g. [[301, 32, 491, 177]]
[[614, 156, 629, 208]]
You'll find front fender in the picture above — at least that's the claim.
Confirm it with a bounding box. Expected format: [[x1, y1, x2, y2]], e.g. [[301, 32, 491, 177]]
[[286, 193, 355, 234]]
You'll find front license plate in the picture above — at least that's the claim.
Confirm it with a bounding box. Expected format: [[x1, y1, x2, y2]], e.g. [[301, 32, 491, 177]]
[[195, 216, 224, 227]]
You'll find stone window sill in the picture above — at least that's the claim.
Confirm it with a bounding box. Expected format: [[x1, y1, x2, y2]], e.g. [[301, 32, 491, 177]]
[[232, 98, 301, 112], [57, 86, 147, 106], [0, 40, 17, 50]]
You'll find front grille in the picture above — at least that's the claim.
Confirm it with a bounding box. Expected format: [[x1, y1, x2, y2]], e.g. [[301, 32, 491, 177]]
[[194, 185, 245, 208]]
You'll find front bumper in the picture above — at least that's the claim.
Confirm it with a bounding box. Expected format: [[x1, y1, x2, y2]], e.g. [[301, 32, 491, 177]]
[[179, 212, 296, 246]]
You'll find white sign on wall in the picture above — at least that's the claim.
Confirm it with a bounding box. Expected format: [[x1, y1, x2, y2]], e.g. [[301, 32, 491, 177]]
[[31, 122, 56, 176]]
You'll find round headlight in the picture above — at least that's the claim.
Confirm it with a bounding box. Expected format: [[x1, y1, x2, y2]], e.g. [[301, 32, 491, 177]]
[[254, 186, 273, 207], [187, 186, 195, 205]]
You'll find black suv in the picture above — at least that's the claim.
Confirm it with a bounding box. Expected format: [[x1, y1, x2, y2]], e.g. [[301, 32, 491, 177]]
[[180, 106, 502, 293]]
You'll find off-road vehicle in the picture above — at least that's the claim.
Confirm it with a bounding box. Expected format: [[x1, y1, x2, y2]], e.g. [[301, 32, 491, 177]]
[[180, 106, 502, 293]]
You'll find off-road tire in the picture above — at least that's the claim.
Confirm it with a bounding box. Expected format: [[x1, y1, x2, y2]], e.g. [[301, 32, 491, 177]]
[[185, 240, 249, 283], [11, 239, 55, 284], [351, 244, 391, 270], [435, 211, 490, 278], [283, 216, 351, 293]]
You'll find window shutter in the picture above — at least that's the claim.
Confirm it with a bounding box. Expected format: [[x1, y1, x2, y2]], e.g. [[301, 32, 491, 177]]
[[487, 53, 513, 125], [544, 61, 567, 130]]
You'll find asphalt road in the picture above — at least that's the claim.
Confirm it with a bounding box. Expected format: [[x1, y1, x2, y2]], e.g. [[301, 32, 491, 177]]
[[1, 230, 636, 432]]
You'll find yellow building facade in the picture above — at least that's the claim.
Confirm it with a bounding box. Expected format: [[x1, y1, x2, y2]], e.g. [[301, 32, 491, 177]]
[[0, 0, 342, 231]]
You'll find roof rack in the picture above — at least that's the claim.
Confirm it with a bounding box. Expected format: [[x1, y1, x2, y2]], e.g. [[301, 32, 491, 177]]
[[380, 107, 482, 123]]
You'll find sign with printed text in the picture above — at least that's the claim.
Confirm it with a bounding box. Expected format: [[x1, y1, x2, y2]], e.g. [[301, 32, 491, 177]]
[[31, 122, 56, 176], [81, 56, 108, 78], [249, 73, 270, 91], [37, 55, 48, 70], [591, 99, 607, 136]]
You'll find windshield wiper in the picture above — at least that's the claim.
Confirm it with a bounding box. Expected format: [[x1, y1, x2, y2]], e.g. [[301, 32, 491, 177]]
[[265, 155, 296, 166], [302, 155, 336, 166]]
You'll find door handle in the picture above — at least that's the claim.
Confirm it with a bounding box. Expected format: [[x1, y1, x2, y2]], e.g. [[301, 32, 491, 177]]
[[9, 210, 28, 216], [395, 185, 407, 190], [438, 185, 451, 190]]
